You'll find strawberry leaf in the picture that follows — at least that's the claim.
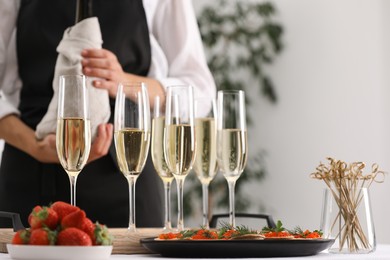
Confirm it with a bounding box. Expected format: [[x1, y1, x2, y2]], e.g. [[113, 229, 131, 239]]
[[94, 223, 113, 245]]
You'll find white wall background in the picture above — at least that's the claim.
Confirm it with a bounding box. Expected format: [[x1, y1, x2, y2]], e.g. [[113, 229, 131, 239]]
[[193, 0, 390, 243]]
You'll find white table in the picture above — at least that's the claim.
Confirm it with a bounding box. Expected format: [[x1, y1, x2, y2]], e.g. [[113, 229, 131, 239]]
[[0, 244, 389, 259]]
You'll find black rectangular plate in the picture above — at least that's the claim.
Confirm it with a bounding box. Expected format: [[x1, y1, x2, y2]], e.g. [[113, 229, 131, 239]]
[[140, 237, 335, 258]]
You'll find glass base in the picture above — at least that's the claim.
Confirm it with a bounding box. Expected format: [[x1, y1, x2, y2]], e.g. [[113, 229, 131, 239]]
[[126, 225, 138, 234]]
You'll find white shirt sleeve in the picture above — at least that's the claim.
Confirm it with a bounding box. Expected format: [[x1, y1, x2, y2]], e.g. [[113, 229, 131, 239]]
[[0, 0, 22, 120], [143, 0, 216, 100]]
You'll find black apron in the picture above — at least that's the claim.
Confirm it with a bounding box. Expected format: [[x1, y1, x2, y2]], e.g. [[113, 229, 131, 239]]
[[0, 0, 163, 228]]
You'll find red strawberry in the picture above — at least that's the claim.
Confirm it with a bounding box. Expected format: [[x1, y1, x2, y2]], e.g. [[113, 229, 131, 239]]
[[29, 228, 57, 245], [61, 209, 86, 229], [80, 219, 113, 245], [57, 227, 92, 246], [80, 217, 95, 238], [12, 229, 31, 245], [51, 201, 79, 221], [28, 206, 59, 230], [28, 206, 42, 227]]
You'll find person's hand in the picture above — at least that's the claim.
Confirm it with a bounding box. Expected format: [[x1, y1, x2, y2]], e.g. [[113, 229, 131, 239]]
[[31, 123, 112, 164], [88, 123, 113, 163], [81, 48, 124, 98], [32, 134, 60, 163], [81, 48, 166, 110]]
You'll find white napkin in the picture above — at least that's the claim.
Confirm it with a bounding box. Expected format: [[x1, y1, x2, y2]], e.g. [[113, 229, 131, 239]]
[[35, 17, 111, 140]]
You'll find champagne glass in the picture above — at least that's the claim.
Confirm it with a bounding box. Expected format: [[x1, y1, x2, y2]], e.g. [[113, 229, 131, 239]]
[[193, 97, 218, 229], [164, 85, 196, 231], [114, 82, 151, 232], [56, 74, 91, 206], [151, 96, 174, 231], [216, 90, 248, 227]]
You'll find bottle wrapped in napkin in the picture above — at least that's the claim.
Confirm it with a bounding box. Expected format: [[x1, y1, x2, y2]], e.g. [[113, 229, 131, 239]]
[[35, 17, 110, 141]]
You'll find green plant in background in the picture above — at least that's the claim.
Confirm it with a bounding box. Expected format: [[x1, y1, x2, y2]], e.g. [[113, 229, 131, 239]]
[[199, 0, 283, 104], [181, 0, 283, 220]]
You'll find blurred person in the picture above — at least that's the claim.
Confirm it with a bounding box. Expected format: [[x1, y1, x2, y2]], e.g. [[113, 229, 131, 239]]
[[0, 0, 215, 227]]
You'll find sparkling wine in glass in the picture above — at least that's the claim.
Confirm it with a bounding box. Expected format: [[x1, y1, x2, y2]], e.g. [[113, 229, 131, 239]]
[[193, 97, 218, 229], [151, 96, 174, 231], [56, 74, 91, 206], [217, 90, 248, 227], [114, 82, 151, 232], [164, 85, 196, 231]]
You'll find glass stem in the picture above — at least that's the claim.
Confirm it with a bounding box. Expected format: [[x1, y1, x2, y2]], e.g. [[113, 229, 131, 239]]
[[176, 177, 186, 231], [227, 180, 236, 227], [69, 175, 78, 206], [163, 180, 172, 230], [127, 176, 138, 232], [202, 183, 210, 229]]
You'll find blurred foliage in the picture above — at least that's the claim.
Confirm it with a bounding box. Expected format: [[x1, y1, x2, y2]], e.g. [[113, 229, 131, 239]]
[[179, 0, 283, 222], [199, 0, 283, 104]]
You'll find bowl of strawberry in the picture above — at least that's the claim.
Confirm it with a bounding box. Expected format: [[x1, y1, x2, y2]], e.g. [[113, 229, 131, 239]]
[[7, 201, 113, 260]]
